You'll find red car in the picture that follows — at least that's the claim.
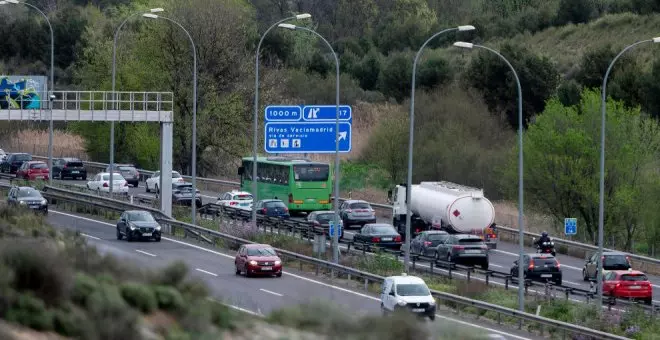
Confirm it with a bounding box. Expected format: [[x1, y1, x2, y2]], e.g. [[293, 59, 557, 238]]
[[16, 161, 50, 181], [234, 243, 282, 278], [602, 270, 653, 305]]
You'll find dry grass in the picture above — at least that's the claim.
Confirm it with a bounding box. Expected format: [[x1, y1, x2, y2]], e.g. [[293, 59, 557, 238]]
[[492, 200, 557, 234], [4, 129, 88, 160]]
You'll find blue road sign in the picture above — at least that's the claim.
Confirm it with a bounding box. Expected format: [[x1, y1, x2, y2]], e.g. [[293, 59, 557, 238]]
[[329, 221, 342, 237], [302, 105, 352, 122], [264, 121, 352, 153], [264, 105, 302, 122], [564, 218, 577, 236]]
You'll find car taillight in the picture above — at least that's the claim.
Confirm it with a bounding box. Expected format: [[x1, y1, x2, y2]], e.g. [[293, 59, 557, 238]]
[[63, 164, 67, 169], [288, 193, 293, 203], [556, 260, 561, 269], [452, 245, 464, 251], [261, 208, 267, 214], [230, 202, 237, 206], [283, 207, 289, 212], [615, 283, 621, 289], [528, 259, 535, 270], [345, 209, 352, 213], [423, 241, 432, 246], [394, 235, 402, 242], [103, 182, 109, 187], [313, 221, 320, 226], [371, 237, 381, 242], [415, 228, 421, 233]]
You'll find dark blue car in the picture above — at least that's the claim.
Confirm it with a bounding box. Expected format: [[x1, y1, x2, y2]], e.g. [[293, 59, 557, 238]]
[[255, 199, 290, 219]]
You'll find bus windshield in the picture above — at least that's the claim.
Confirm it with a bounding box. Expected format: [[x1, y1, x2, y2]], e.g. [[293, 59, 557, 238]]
[[293, 164, 329, 182]]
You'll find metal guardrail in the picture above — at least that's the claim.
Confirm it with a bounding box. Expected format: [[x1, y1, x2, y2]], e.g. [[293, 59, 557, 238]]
[[11, 185, 632, 339], [26, 154, 660, 272]]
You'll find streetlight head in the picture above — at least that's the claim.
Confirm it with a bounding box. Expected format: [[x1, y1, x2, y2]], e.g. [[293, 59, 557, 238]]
[[278, 23, 297, 30], [453, 41, 474, 49], [142, 13, 159, 19], [457, 25, 476, 32], [653, 37, 660, 43], [150, 8, 164, 13], [0, 1, 7, 5], [295, 13, 312, 19], [6, 0, 19, 3]]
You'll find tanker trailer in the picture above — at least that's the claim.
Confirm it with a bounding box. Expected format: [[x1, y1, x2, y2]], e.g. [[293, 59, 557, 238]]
[[387, 181, 497, 248]]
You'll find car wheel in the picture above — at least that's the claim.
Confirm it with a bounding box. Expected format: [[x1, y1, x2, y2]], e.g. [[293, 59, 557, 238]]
[[235, 265, 241, 275], [96, 189, 101, 196], [244, 265, 251, 278], [480, 262, 489, 270], [554, 279, 562, 286], [434, 251, 440, 261], [116, 228, 123, 240], [446, 253, 452, 263], [276, 272, 282, 278], [155, 184, 159, 194], [145, 184, 150, 193], [126, 232, 133, 242], [154, 236, 161, 242], [582, 269, 589, 281], [428, 313, 435, 321]]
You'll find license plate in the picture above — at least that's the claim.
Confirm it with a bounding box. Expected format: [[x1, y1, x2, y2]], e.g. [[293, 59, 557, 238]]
[[382, 237, 392, 241], [541, 274, 552, 278], [240, 203, 249, 206], [142, 233, 152, 237], [261, 266, 272, 270], [412, 308, 425, 312], [29, 205, 40, 208], [72, 171, 79, 174], [629, 286, 641, 289], [465, 250, 482, 254]]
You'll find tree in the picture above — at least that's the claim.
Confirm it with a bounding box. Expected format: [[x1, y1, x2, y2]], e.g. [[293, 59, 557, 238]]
[[500, 89, 660, 248], [554, 0, 595, 25], [464, 43, 560, 130], [373, 0, 437, 54]]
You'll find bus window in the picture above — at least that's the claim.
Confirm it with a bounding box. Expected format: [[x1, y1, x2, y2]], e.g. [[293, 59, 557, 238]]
[[242, 161, 253, 180], [293, 164, 329, 182]]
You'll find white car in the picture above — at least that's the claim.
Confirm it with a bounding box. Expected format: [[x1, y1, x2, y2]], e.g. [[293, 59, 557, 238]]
[[145, 170, 184, 193], [380, 273, 436, 320], [0, 149, 6, 162], [86, 172, 129, 194], [217, 190, 253, 210]]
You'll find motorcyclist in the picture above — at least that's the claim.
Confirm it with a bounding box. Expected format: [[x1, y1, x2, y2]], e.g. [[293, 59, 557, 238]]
[[536, 231, 552, 249]]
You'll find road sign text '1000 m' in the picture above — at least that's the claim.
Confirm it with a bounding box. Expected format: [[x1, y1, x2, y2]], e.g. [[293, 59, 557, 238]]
[[264, 105, 352, 154]]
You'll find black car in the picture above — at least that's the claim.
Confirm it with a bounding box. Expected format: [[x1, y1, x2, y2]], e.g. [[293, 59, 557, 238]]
[[106, 164, 139, 187], [353, 223, 402, 249], [0, 153, 32, 174], [582, 251, 632, 281], [511, 253, 562, 286], [53, 157, 87, 180], [7, 186, 48, 214], [116, 210, 161, 242], [410, 230, 450, 257], [254, 199, 290, 219], [172, 182, 202, 207], [306, 210, 344, 239]]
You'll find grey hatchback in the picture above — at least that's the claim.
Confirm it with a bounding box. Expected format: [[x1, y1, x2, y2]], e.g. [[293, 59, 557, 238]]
[[339, 199, 377, 228], [433, 234, 489, 269]]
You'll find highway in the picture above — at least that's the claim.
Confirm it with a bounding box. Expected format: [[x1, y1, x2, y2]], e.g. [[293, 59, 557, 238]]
[[44, 208, 535, 340]]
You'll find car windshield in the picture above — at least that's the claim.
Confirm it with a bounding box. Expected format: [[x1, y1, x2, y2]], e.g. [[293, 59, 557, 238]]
[[533, 257, 557, 266], [233, 194, 253, 201], [128, 212, 155, 222], [30, 163, 47, 169], [102, 174, 125, 181], [264, 201, 286, 208], [428, 234, 446, 241], [247, 247, 277, 256], [604, 255, 630, 268], [457, 238, 484, 244], [396, 283, 430, 296], [17, 189, 41, 198], [293, 164, 329, 182], [67, 161, 84, 167], [118, 166, 135, 171], [172, 172, 182, 178], [316, 213, 337, 222], [371, 225, 397, 234], [14, 154, 30, 161], [175, 184, 194, 192], [349, 202, 371, 209], [621, 274, 648, 281]]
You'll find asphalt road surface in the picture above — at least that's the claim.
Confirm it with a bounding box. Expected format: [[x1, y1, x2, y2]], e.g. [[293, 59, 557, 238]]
[[44, 208, 537, 340]]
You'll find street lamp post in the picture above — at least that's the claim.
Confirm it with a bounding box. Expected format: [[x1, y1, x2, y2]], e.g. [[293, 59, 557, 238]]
[[252, 13, 312, 227], [596, 37, 660, 309], [278, 23, 341, 263], [404, 25, 475, 272], [109, 8, 164, 195], [143, 14, 198, 225], [453, 41, 525, 312], [1, 0, 54, 184]]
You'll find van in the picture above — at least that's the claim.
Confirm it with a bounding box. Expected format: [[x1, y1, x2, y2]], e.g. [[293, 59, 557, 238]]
[[380, 274, 436, 320]]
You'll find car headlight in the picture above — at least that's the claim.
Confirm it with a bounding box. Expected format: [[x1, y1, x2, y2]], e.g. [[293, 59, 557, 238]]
[[19, 200, 26, 205], [397, 299, 407, 306], [129, 224, 136, 230], [40, 199, 47, 205], [274, 260, 281, 265], [155, 225, 161, 230], [429, 299, 436, 306], [249, 260, 258, 266]]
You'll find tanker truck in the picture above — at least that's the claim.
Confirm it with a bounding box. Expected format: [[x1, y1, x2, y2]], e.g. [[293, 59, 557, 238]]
[[387, 181, 497, 249]]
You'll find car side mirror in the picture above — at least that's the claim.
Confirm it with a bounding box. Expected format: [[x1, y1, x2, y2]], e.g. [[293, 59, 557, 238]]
[[237, 166, 244, 175], [513, 260, 518, 265], [389, 291, 395, 296]]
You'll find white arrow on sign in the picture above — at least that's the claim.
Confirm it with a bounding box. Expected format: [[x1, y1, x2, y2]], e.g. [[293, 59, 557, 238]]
[[338, 131, 347, 141]]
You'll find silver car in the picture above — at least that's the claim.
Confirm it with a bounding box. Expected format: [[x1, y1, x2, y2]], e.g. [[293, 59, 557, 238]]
[[339, 199, 377, 228], [433, 234, 489, 269]]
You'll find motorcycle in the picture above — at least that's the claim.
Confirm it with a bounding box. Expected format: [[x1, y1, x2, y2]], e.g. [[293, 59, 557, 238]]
[[532, 237, 556, 256]]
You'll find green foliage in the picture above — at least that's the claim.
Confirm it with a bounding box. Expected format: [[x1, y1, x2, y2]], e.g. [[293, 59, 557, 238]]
[[5, 293, 53, 331], [153, 285, 185, 312], [340, 162, 391, 191], [374, 0, 437, 54], [71, 272, 99, 306], [556, 79, 582, 107], [119, 282, 157, 313], [52, 304, 92, 338], [378, 51, 413, 102], [464, 43, 560, 129], [555, 0, 595, 25]]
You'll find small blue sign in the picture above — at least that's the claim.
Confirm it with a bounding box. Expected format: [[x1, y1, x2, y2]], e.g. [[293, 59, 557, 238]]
[[264, 105, 302, 122], [264, 121, 352, 153], [302, 105, 352, 122], [329, 221, 342, 237], [564, 218, 577, 236]]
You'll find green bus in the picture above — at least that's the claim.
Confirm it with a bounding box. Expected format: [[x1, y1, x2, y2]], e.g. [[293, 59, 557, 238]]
[[238, 156, 333, 212]]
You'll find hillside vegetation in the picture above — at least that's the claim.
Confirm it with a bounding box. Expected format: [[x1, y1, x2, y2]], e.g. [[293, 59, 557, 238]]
[[1, 0, 659, 253]]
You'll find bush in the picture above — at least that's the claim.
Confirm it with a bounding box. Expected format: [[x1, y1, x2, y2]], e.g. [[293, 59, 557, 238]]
[[71, 273, 98, 306], [155, 261, 189, 288], [52, 304, 92, 338], [84, 283, 141, 340], [208, 300, 235, 330], [153, 285, 185, 312], [5, 293, 53, 331], [120, 282, 157, 313]]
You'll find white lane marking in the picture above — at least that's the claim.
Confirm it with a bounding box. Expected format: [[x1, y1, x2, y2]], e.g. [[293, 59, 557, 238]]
[[135, 249, 157, 257], [260, 288, 283, 297], [490, 264, 503, 268], [492, 249, 582, 271], [81, 233, 100, 240], [195, 268, 219, 277], [564, 281, 581, 286], [49, 210, 533, 340]]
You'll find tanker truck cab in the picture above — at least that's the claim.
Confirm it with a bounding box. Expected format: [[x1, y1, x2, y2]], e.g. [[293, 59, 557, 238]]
[[388, 184, 429, 239], [380, 274, 436, 320]]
